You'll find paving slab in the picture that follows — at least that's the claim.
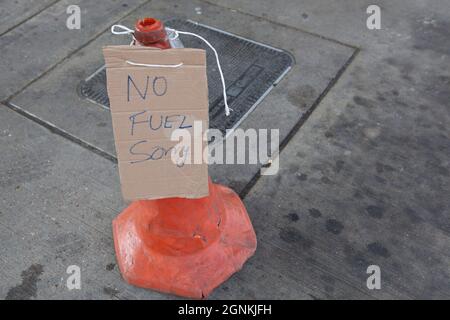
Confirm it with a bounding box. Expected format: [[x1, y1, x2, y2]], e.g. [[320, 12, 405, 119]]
[[0, 104, 168, 299], [0, 0, 57, 36], [1, 103, 364, 300], [0, 0, 148, 101], [1, 0, 449, 300], [220, 0, 450, 299], [212, 0, 450, 52], [9, 0, 355, 194], [240, 59, 450, 298], [0, 0, 59, 36]]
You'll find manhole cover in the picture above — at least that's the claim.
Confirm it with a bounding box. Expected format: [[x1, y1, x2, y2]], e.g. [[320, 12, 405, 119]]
[[80, 19, 293, 133]]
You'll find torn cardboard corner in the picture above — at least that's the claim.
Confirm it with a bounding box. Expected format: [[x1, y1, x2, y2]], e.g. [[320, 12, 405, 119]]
[[103, 45, 209, 201]]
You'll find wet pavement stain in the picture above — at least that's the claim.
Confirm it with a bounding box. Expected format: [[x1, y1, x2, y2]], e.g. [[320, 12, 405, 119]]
[[6, 264, 44, 300], [374, 175, 387, 184], [353, 95, 376, 108], [403, 207, 424, 224], [344, 245, 370, 271], [103, 286, 120, 298], [309, 208, 322, 218], [384, 57, 415, 82], [334, 160, 345, 173], [367, 242, 391, 258], [375, 162, 395, 174], [285, 213, 300, 222], [279, 227, 314, 249], [422, 73, 450, 107], [106, 263, 116, 271], [325, 219, 344, 235], [353, 190, 364, 199], [287, 85, 316, 109], [365, 205, 385, 219], [413, 17, 450, 55]]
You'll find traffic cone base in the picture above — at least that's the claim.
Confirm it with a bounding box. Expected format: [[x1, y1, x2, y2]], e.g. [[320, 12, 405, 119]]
[[112, 181, 257, 298]]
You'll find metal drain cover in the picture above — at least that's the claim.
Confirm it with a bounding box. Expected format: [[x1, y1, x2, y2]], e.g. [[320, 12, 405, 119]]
[[80, 19, 293, 132]]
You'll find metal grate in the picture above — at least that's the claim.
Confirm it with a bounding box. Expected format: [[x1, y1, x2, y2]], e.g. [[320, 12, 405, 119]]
[[79, 19, 293, 133]]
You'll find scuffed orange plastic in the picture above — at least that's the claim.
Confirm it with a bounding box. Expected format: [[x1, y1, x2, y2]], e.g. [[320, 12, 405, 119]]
[[112, 180, 257, 298]]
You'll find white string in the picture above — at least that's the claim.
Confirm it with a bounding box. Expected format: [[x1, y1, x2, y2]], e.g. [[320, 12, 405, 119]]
[[126, 60, 183, 68], [111, 24, 231, 116], [166, 27, 231, 116], [111, 24, 134, 35]]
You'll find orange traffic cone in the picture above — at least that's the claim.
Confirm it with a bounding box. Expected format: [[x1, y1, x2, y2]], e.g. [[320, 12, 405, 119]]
[[113, 179, 257, 298], [111, 17, 257, 298]]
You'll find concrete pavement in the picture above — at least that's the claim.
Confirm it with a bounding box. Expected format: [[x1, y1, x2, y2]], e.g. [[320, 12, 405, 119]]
[[1, 0, 449, 299]]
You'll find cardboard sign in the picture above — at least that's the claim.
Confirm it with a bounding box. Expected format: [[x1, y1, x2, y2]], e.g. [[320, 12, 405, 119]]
[[103, 45, 209, 201]]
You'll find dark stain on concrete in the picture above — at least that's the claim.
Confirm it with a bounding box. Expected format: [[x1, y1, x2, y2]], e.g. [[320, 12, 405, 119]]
[[279, 227, 314, 249], [376, 92, 386, 102], [344, 246, 369, 270], [437, 165, 449, 177], [353, 95, 376, 108], [422, 73, 450, 107], [6, 264, 44, 300], [308, 208, 322, 218], [334, 160, 345, 173], [288, 165, 299, 174], [275, 174, 282, 184], [297, 173, 308, 181], [376, 162, 395, 174], [367, 242, 391, 258], [287, 85, 316, 109], [103, 286, 120, 298], [384, 57, 415, 82], [374, 175, 387, 184], [285, 213, 300, 222], [106, 263, 116, 271], [366, 205, 384, 219], [325, 219, 344, 235], [413, 17, 450, 55]]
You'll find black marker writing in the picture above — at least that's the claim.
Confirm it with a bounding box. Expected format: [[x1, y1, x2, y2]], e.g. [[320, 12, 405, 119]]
[[129, 110, 192, 135], [127, 75, 168, 102]]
